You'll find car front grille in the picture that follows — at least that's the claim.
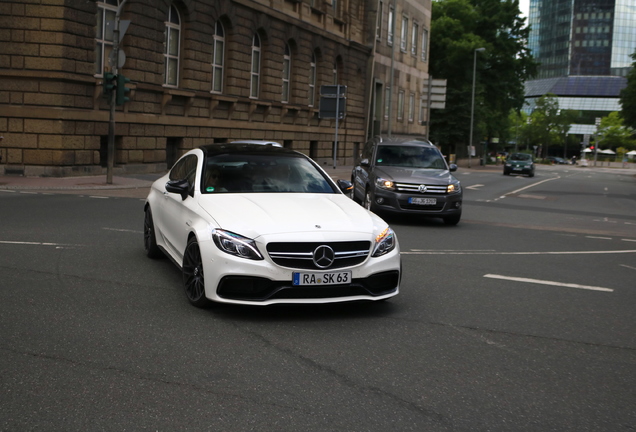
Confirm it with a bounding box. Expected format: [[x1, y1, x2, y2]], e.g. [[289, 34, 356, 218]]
[[394, 182, 447, 194], [266, 241, 371, 270]]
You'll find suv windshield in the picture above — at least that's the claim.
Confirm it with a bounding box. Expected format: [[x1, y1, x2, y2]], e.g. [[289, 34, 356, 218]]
[[376, 145, 447, 169], [510, 153, 532, 161], [202, 153, 335, 194]]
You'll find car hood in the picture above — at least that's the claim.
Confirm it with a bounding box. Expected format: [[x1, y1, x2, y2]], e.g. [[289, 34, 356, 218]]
[[198, 193, 382, 239], [374, 166, 456, 184]]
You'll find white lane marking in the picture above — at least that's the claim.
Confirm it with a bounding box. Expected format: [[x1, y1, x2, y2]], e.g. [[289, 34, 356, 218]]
[[484, 274, 614, 292], [89, 196, 109, 199], [465, 184, 484, 190], [401, 250, 636, 255], [0, 241, 74, 246], [103, 227, 142, 233], [586, 236, 612, 240], [622, 239, 636, 242], [507, 176, 560, 196], [0, 190, 17, 193], [620, 264, 636, 271]]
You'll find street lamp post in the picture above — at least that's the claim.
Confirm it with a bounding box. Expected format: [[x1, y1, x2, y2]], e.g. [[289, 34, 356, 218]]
[[594, 117, 600, 167], [468, 48, 485, 168]]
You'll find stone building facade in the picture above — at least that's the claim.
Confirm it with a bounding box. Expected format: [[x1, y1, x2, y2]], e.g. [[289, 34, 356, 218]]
[[0, 0, 431, 177]]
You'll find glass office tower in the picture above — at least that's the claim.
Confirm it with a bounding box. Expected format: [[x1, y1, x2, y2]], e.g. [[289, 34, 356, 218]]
[[528, 0, 636, 78]]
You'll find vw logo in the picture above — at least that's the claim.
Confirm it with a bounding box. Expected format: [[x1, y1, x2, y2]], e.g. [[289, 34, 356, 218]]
[[313, 245, 335, 269], [418, 184, 428, 193]]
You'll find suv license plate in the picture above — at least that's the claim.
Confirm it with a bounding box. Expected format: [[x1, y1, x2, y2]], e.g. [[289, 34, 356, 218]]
[[293, 271, 351, 286], [408, 197, 437, 205]]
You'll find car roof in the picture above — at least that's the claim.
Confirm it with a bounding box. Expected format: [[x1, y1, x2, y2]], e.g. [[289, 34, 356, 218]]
[[374, 137, 436, 148], [199, 143, 300, 157]]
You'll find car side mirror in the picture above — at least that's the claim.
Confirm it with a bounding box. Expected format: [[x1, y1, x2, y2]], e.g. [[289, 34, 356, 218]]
[[360, 158, 370, 167], [165, 179, 190, 200], [336, 179, 353, 194], [449, 163, 458, 172]]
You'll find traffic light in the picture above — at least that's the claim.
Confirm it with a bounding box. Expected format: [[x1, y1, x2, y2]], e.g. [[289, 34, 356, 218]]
[[116, 74, 131, 106], [102, 72, 116, 98]]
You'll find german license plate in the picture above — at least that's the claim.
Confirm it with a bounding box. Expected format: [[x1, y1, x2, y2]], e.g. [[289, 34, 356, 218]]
[[513, 167, 522, 170], [408, 197, 437, 205], [292, 271, 351, 286]]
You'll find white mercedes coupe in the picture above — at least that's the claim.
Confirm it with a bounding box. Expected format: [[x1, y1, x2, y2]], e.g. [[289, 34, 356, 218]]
[[144, 143, 401, 308]]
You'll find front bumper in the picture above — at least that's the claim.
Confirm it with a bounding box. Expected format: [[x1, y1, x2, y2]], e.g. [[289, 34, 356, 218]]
[[199, 235, 402, 305], [372, 188, 462, 216]]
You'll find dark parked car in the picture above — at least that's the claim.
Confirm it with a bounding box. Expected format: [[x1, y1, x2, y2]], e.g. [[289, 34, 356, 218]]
[[546, 156, 569, 164], [504, 153, 535, 177], [351, 137, 462, 225]]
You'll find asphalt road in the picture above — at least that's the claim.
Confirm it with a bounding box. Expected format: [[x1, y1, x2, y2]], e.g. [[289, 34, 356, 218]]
[[1, 164, 635, 431]]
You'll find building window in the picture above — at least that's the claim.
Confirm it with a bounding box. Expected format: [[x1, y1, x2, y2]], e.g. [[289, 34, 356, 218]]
[[397, 89, 404, 120], [282, 43, 291, 103], [250, 33, 261, 99], [419, 97, 426, 124], [408, 93, 415, 122], [376, 1, 383, 40], [96, 0, 118, 75], [400, 17, 408, 52], [211, 21, 225, 93], [411, 23, 418, 56], [421, 28, 429, 62], [384, 86, 390, 119], [333, 61, 338, 84], [387, 6, 394, 46], [309, 53, 316, 107], [164, 5, 181, 86]]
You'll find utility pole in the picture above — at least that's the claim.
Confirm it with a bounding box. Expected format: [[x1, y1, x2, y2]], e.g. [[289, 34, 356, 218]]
[[106, 0, 128, 184]]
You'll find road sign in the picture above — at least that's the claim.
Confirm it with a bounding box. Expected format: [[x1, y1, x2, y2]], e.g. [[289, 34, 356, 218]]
[[319, 85, 347, 119]]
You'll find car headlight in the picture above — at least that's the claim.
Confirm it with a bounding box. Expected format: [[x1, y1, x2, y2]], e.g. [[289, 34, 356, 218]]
[[505, 163, 512, 167], [447, 183, 461, 194], [212, 229, 263, 260], [372, 227, 396, 257], [375, 177, 395, 191]]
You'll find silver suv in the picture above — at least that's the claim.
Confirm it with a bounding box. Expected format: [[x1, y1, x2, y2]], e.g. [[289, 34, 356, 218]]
[[352, 137, 462, 225]]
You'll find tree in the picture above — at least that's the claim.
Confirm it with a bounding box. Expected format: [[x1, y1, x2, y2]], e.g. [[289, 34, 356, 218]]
[[597, 112, 636, 151], [619, 51, 636, 130], [429, 0, 538, 157]]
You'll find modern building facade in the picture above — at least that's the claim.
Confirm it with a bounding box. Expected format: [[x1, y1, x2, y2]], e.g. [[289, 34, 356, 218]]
[[528, 0, 636, 79], [0, 0, 431, 177], [525, 0, 634, 138]]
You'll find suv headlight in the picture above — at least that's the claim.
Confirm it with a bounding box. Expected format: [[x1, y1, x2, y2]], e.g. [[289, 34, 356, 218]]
[[372, 227, 396, 257], [375, 177, 395, 191], [447, 183, 461, 194], [212, 229, 263, 260]]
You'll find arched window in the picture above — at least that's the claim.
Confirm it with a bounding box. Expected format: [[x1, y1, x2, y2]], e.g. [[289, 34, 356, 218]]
[[211, 21, 225, 93], [282, 43, 291, 103], [164, 5, 181, 86], [250, 34, 261, 99], [95, 0, 119, 75], [309, 53, 316, 107]]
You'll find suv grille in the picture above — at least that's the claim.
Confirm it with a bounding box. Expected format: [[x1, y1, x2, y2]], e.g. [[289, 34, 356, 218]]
[[394, 182, 447, 194], [266, 241, 371, 270]]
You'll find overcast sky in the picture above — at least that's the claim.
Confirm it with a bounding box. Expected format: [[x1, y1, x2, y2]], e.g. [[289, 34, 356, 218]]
[[519, 0, 529, 18]]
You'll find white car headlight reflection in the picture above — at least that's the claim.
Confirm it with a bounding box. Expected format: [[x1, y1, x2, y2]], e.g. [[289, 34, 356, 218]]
[[212, 229, 263, 260], [372, 227, 396, 257]]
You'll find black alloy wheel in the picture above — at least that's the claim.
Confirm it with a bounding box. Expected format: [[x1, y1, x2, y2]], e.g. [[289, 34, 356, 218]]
[[144, 208, 163, 259], [363, 187, 374, 211], [183, 237, 212, 308]]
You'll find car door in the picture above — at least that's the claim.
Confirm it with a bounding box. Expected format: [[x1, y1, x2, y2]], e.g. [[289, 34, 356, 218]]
[[159, 153, 200, 260], [354, 139, 375, 200]]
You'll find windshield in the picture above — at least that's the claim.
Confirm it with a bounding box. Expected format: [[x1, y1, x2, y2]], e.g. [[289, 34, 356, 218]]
[[376, 145, 447, 169], [202, 153, 336, 194], [510, 153, 532, 161]]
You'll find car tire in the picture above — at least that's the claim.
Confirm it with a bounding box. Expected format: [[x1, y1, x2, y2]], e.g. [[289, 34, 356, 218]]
[[503, 170, 510, 175], [182, 236, 213, 308], [363, 187, 374, 211], [144, 207, 163, 259], [443, 213, 461, 226], [529, 171, 535, 178]]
